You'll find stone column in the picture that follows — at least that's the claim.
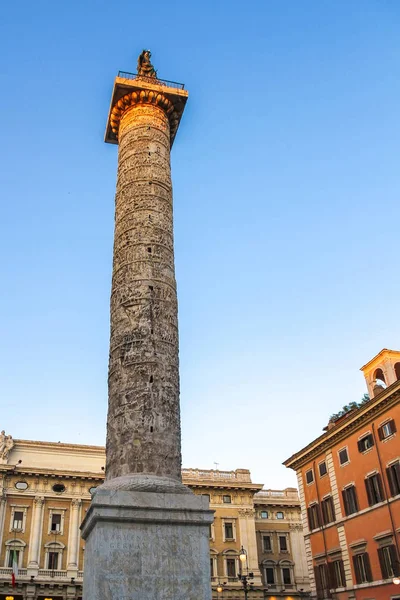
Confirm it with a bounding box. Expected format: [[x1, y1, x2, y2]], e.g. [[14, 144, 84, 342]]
[[28, 496, 44, 569], [107, 98, 181, 481], [67, 499, 81, 571], [81, 66, 213, 600]]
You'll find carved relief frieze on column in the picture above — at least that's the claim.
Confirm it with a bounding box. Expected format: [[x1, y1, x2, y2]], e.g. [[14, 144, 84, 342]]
[[28, 496, 45, 568]]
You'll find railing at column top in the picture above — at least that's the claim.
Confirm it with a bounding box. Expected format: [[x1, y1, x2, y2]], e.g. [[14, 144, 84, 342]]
[[117, 71, 185, 90]]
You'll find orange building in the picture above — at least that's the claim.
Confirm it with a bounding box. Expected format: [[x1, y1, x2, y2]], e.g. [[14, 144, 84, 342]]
[[284, 349, 400, 600]]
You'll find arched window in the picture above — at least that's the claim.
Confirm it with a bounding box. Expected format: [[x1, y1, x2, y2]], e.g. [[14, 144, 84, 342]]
[[262, 559, 277, 588], [223, 549, 239, 580], [395, 362, 400, 381], [5, 539, 26, 569], [44, 541, 65, 571], [373, 368, 386, 387], [210, 549, 218, 580], [279, 559, 294, 588]]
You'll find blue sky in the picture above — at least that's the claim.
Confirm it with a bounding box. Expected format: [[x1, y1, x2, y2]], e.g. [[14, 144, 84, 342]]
[[1, 1, 399, 488]]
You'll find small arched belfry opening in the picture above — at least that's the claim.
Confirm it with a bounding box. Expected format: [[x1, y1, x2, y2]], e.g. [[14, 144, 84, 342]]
[[395, 362, 400, 381], [360, 349, 400, 398]]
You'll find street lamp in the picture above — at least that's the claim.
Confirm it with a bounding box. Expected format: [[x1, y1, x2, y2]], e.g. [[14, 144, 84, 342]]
[[237, 546, 254, 600], [393, 576, 400, 585]]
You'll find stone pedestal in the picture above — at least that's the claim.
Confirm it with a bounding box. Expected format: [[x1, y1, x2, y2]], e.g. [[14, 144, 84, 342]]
[[81, 475, 213, 600]]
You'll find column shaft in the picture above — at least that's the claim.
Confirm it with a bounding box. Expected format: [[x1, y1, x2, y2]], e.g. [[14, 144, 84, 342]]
[[106, 102, 181, 481], [28, 497, 44, 567], [67, 499, 81, 569]]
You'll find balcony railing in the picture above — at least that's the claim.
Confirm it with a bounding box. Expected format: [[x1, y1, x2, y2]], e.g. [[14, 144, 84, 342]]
[[0, 568, 27, 577], [182, 468, 252, 482], [117, 71, 185, 90], [38, 569, 68, 578]]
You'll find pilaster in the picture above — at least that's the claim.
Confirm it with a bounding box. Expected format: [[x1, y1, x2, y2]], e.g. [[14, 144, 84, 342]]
[[27, 496, 44, 574], [67, 498, 82, 576], [237, 508, 262, 584]]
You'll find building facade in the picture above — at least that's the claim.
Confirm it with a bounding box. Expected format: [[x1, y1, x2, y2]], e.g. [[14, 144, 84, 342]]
[[284, 349, 400, 600], [0, 437, 309, 600]]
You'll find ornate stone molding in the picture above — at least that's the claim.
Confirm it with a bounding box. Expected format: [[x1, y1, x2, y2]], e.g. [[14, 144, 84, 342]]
[[110, 90, 179, 144], [238, 508, 255, 517], [34, 496, 45, 507]]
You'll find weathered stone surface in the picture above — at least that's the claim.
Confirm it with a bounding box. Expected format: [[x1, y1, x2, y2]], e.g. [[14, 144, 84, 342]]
[[106, 102, 181, 481], [81, 486, 213, 600]]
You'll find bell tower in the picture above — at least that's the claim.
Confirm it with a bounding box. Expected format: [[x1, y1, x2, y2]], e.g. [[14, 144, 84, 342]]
[[360, 348, 400, 397]]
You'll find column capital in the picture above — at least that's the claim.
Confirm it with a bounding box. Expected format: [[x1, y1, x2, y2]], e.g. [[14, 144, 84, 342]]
[[34, 496, 45, 507], [105, 74, 188, 147], [71, 498, 82, 508]]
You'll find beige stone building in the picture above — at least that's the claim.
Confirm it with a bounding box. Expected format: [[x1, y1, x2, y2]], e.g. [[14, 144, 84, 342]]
[[0, 435, 309, 599]]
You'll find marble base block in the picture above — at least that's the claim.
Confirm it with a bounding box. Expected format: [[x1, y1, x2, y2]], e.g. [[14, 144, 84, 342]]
[[81, 475, 214, 600]]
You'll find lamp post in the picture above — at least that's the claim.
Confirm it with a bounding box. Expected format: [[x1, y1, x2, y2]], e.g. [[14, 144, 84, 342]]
[[237, 546, 254, 600]]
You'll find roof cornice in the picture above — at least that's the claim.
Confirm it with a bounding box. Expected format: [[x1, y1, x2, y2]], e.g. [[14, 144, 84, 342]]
[[283, 380, 400, 471]]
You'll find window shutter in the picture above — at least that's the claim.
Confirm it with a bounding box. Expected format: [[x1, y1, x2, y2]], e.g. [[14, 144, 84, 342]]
[[329, 497, 336, 522], [390, 419, 397, 433], [363, 552, 372, 582], [321, 501, 327, 525], [307, 507, 313, 530], [314, 566, 322, 594], [378, 425, 384, 440], [339, 559, 346, 586], [389, 545, 400, 576], [376, 473, 385, 501], [342, 490, 349, 516], [377, 547, 388, 579], [357, 439, 363, 452], [316, 504, 322, 528], [386, 466, 396, 497], [328, 562, 335, 589], [352, 555, 361, 584], [365, 478, 373, 506]]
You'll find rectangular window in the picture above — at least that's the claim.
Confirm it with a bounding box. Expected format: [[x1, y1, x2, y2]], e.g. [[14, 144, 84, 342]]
[[223, 495, 231, 504], [12, 511, 24, 530], [209, 524, 213, 539], [224, 522, 233, 540], [260, 511, 268, 519], [378, 544, 399, 579], [306, 469, 314, 484], [307, 504, 321, 530], [332, 559, 345, 588], [365, 473, 385, 506], [276, 511, 284, 519], [342, 486, 359, 515], [321, 497, 335, 524], [319, 462, 327, 477], [263, 536, 272, 553], [265, 567, 275, 584], [378, 419, 396, 440], [51, 513, 62, 532], [352, 552, 372, 584], [210, 558, 214, 577], [8, 550, 20, 568], [226, 558, 236, 578], [279, 536, 288, 552], [47, 552, 59, 570], [282, 567, 291, 584], [387, 461, 400, 497], [338, 448, 349, 465], [358, 433, 374, 452]]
